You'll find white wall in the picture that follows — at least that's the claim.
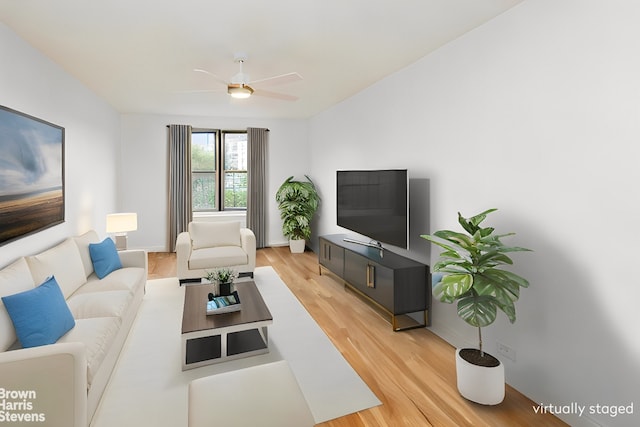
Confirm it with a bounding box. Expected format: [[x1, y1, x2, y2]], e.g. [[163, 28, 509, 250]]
[[4, 2, 639, 423], [309, 1, 640, 426], [0, 22, 120, 268], [119, 114, 309, 251]]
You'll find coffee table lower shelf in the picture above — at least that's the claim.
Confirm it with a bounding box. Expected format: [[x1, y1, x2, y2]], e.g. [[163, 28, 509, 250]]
[[181, 281, 273, 371], [182, 322, 270, 370]]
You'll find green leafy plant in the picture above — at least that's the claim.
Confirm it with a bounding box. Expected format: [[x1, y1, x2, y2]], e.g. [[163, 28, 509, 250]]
[[421, 209, 531, 355], [205, 267, 238, 284], [275, 176, 320, 240]]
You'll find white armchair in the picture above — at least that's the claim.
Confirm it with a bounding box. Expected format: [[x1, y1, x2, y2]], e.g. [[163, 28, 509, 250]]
[[176, 221, 256, 284]]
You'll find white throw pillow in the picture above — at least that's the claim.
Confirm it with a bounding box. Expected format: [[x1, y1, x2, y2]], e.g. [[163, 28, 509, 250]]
[[26, 238, 87, 299], [0, 258, 36, 351], [74, 230, 101, 278], [189, 222, 241, 249]]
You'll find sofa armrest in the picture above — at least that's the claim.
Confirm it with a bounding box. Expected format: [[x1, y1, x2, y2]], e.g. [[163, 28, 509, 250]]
[[176, 232, 192, 280], [119, 249, 148, 271], [240, 228, 256, 270], [0, 342, 87, 427]]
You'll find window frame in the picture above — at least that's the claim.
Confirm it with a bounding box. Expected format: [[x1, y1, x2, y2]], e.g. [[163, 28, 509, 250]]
[[221, 130, 248, 211], [191, 128, 247, 212]]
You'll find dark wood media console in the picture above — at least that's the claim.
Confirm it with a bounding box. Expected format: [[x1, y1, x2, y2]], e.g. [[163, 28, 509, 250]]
[[318, 234, 430, 331]]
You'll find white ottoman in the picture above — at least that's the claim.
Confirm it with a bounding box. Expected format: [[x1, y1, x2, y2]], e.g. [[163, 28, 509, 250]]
[[188, 360, 315, 427]]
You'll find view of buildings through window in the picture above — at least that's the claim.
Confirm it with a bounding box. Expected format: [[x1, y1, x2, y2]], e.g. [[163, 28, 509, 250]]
[[223, 132, 248, 209], [192, 130, 247, 211]]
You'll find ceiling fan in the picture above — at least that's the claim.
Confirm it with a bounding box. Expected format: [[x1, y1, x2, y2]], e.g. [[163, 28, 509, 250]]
[[192, 52, 302, 101]]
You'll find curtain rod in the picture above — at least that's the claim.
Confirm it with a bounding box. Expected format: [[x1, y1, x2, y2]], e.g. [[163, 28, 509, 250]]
[[166, 125, 269, 131]]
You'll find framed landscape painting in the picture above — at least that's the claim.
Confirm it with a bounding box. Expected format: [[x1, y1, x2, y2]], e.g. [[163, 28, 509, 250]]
[[0, 105, 65, 246]]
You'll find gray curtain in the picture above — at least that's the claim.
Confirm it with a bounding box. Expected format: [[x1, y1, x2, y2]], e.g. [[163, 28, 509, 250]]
[[168, 124, 193, 251], [247, 127, 268, 248]]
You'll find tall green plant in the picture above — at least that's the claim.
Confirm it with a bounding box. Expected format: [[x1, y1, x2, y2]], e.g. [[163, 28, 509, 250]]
[[421, 209, 531, 354], [275, 176, 320, 240]]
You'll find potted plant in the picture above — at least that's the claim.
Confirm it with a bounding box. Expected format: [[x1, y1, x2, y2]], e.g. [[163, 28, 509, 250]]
[[420, 209, 531, 405], [275, 175, 320, 253], [205, 267, 238, 296]]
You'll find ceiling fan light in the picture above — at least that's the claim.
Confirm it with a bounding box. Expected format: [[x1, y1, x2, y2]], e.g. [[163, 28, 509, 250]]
[[228, 84, 254, 99]]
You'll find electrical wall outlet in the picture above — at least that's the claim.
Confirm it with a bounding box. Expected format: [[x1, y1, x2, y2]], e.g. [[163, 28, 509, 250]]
[[497, 342, 516, 362]]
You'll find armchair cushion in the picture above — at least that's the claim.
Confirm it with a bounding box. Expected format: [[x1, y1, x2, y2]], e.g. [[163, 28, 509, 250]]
[[189, 247, 248, 270], [189, 221, 241, 249]]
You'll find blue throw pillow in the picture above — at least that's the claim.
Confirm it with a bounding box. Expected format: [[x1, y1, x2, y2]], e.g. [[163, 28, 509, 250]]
[[89, 238, 122, 279], [1, 276, 76, 348]]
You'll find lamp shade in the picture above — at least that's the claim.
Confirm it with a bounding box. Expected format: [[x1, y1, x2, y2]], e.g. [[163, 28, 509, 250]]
[[106, 213, 138, 233]]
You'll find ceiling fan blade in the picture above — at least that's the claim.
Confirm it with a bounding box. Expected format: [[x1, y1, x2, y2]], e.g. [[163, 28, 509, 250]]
[[252, 89, 299, 101], [249, 72, 303, 88], [173, 88, 225, 94], [193, 68, 228, 86]]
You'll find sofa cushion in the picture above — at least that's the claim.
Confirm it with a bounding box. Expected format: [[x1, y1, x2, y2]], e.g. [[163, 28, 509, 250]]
[[1, 276, 75, 348], [0, 258, 36, 351], [66, 290, 133, 320], [76, 267, 146, 296], [189, 221, 241, 250], [58, 317, 120, 387], [89, 238, 123, 279], [27, 238, 87, 299], [189, 246, 248, 270], [74, 230, 101, 278]]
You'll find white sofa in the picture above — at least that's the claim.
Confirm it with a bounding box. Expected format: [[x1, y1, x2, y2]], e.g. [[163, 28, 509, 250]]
[[0, 230, 147, 427], [176, 221, 256, 284]]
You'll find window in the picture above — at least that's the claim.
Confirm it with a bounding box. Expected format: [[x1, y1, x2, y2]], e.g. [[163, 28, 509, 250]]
[[191, 131, 217, 211], [191, 130, 247, 211], [223, 132, 248, 209]]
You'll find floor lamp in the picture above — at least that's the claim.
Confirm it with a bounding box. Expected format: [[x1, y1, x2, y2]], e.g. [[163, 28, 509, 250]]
[[106, 213, 138, 250]]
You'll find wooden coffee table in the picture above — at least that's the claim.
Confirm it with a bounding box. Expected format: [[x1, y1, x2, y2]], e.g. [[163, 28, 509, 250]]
[[181, 281, 273, 370]]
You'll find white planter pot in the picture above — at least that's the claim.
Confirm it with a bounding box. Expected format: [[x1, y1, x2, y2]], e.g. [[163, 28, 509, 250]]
[[289, 239, 306, 253], [455, 348, 505, 405]]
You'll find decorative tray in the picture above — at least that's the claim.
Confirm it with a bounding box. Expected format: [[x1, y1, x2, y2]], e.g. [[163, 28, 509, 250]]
[[206, 291, 241, 315]]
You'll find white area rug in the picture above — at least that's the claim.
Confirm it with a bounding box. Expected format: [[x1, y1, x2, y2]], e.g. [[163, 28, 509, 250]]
[[91, 266, 380, 426]]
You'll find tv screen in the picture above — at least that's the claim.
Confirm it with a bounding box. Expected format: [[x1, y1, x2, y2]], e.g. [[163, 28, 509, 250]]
[[337, 169, 408, 249]]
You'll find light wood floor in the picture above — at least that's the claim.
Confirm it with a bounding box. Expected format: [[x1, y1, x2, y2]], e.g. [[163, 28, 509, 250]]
[[148, 247, 566, 427]]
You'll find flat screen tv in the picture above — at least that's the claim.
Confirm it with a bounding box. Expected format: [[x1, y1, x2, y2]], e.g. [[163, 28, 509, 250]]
[[337, 169, 408, 249]]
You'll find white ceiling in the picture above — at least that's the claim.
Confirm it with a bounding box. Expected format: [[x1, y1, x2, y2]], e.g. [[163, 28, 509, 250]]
[[0, 0, 522, 119]]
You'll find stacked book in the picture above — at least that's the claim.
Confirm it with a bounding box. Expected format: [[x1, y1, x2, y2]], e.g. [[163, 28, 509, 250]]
[[206, 291, 241, 315]]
